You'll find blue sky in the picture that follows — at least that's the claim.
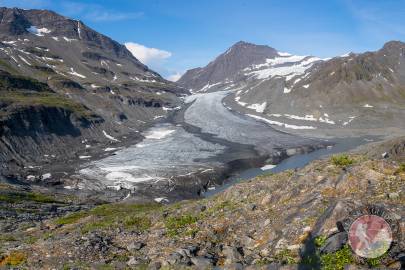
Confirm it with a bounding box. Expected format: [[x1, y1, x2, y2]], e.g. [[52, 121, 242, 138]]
[[1, 0, 405, 80]]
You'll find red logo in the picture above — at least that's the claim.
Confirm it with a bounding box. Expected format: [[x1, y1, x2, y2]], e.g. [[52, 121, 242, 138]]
[[348, 215, 392, 258]]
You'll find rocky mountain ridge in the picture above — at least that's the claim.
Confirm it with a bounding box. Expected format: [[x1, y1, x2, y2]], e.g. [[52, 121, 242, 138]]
[[178, 40, 405, 135], [0, 7, 186, 180]]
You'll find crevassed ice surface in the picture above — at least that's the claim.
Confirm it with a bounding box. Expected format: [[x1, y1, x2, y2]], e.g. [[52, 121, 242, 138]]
[[184, 91, 304, 151], [80, 123, 225, 187]]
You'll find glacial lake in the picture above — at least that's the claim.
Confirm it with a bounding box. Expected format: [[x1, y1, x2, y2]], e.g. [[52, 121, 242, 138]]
[[204, 135, 380, 197]]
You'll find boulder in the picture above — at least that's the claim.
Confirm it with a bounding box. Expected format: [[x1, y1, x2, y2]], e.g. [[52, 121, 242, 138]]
[[127, 241, 145, 251], [223, 246, 244, 265], [190, 256, 214, 268], [320, 231, 348, 254]]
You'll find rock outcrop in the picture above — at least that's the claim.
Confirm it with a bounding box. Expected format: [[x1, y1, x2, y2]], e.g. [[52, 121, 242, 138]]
[[0, 137, 403, 269]]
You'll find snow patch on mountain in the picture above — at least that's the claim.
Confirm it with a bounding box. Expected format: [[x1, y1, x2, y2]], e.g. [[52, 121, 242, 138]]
[[343, 116, 357, 126], [68, 68, 86, 78], [130, 76, 157, 83], [198, 82, 222, 92], [63, 36, 76, 42], [247, 114, 317, 130], [18, 55, 31, 66], [27, 26, 51, 36], [103, 131, 120, 142], [244, 54, 322, 81], [235, 96, 247, 106], [247, 102, 267, 113]]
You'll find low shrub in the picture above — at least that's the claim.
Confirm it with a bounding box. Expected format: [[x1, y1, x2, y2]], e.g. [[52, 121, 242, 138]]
[[331, 155, 354, 167]]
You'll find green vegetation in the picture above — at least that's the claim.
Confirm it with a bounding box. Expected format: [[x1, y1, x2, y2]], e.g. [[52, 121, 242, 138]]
[[165, 214, 199, 237], [0, 191, 58, 204], [124, 216, 151, 230], [205, 200, 238, 216], [331, 154, 354, 167], [254, 258, 273, 266], [274, 249, 297, 264], [0, 71, 50, 92], [301, 236, 357, 269], [320, 245, 353, 270], [55, 203, 161, 233], [55, 211, 88, 226], [314, 235, 327, 248], [0, 91, 91, 117], [366, 257, 382, 267], [0, 71, 92, 118]]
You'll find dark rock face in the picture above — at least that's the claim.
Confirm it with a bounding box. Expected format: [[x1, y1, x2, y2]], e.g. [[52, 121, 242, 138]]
[[0, 8, 31, 35], [0, 106, 95, 164]]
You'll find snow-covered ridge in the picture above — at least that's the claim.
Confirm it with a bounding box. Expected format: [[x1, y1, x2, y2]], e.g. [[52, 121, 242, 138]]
[[244, 54, 322, 81]]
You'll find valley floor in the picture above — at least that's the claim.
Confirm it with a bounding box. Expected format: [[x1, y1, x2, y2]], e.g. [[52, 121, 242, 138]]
[[64, 90, 326, 203]]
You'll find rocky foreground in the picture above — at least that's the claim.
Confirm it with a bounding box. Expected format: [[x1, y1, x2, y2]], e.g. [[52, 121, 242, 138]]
[[0, 138, 404, 269]]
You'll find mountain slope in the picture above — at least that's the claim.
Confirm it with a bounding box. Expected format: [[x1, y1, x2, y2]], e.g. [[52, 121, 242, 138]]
[[0, 7, 186, 179], [177, 41, 321, 93], [178, 41, 280, 91], [179, 40, 405, 134], [0, 8, 186, 125]]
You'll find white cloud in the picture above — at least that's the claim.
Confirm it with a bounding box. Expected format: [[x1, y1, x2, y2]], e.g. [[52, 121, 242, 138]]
[[125, 42, 172, 65], [167, 72, 183, 82]]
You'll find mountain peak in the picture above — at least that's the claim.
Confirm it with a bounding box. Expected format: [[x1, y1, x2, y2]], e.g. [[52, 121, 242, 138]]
[[226, 40, 277, 54], [178, 41, 279, 90], [232, 40, 255, 47], [0, 7, 140, 60], [381, 40, 405, 51]]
